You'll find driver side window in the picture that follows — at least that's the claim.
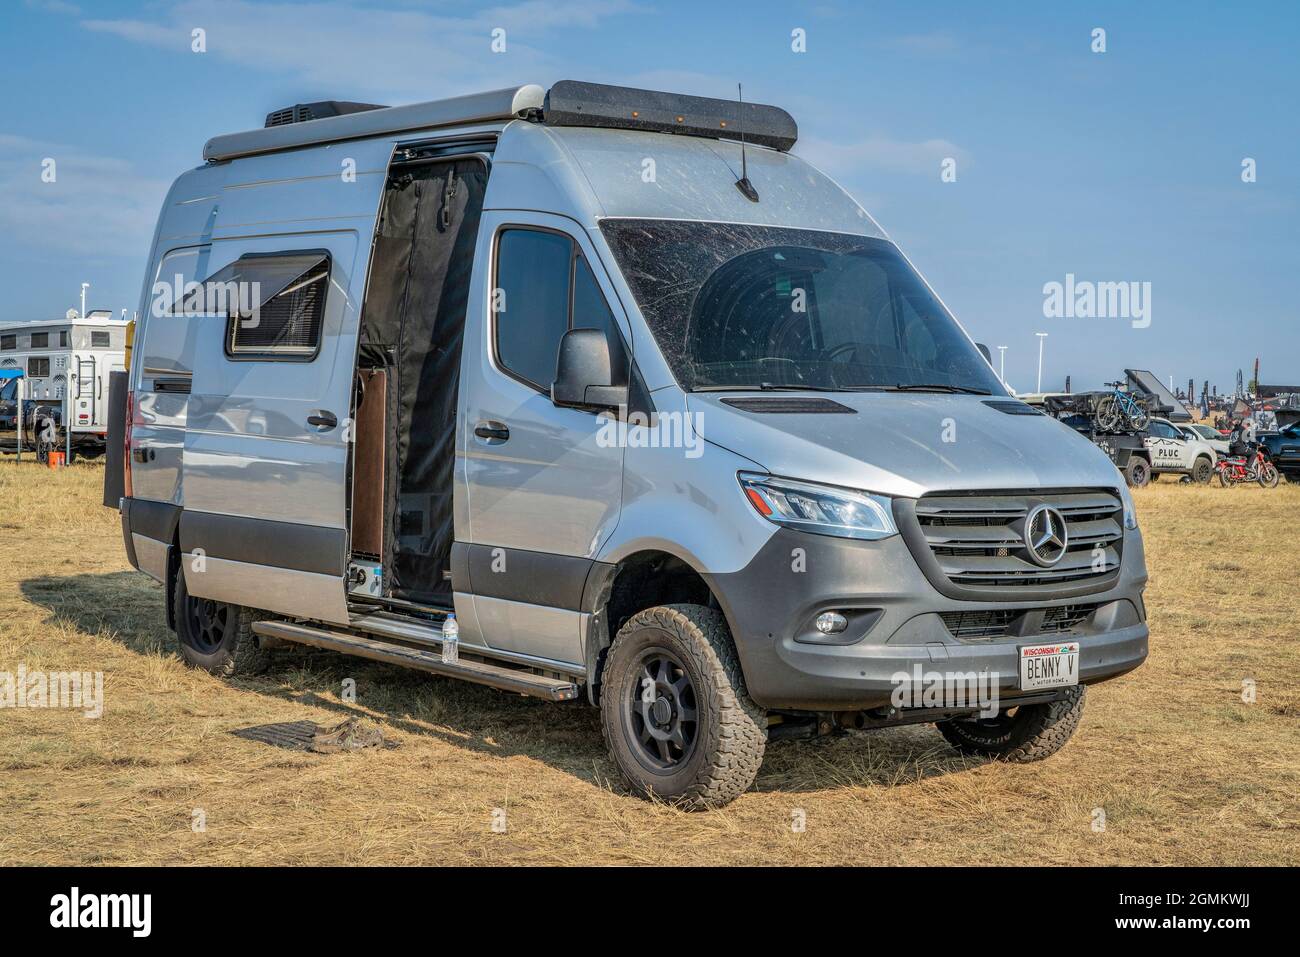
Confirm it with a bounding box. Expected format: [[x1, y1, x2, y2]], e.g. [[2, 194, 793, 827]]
[[493, 227, 619, 393]]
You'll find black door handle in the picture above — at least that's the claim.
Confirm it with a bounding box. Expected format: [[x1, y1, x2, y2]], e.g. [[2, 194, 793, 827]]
[[307, 411, 337, 430], [474, 421, 510, 442]]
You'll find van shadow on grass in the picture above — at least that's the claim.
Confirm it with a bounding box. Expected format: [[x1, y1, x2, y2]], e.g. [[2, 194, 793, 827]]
[[20, 571, 970, 799], [20, 571, 173, 657]]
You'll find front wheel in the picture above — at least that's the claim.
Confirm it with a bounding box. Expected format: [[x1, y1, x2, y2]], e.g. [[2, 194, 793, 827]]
[[600, 604, 767, 809], [1192, 457, 1214, 484], [938, 686, 1086, 762], [1258, 462, 1280, 488], [1126, 406, 1149, 431]]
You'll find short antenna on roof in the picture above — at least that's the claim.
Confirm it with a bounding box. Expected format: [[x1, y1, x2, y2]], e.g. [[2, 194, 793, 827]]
[[734, 83, 759, 203]]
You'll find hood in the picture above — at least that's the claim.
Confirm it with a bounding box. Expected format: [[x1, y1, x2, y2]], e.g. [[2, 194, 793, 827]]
[[686, 392, 1124, 498]]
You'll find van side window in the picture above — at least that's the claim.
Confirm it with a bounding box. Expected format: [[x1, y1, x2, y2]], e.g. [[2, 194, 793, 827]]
[[0, 335, 14, 350], [28, 356, 50, 377], [90, 331, 110, 348], [31, 332, 49, 349], [183, 251, 331, 360], [494, 228, 607, 391], [226, 254, 330, 359], [573, 253, 616, 340]]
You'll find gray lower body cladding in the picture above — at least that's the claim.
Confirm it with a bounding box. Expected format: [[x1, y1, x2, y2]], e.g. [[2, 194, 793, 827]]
[[706, 526, 1149, 712]]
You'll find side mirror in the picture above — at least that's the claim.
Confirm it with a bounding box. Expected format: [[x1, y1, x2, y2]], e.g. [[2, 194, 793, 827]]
[[551, 328, 628, 412], [976, 342, 993, 365]]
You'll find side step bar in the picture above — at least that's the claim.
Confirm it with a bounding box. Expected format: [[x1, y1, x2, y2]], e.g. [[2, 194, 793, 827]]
[[251, 620, 580, 701], [348, 607, 587, 677]]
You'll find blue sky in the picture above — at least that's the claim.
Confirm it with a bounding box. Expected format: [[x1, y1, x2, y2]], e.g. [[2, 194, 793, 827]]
[[2, 0, 1296, 392]]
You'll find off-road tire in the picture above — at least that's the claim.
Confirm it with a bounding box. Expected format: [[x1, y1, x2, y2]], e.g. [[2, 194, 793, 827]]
[[1192, 456, 1213, 484], [1124, 456, 1150, 488], [172, 571, 270, 677], [937, 685, 1086, 762], [1258, 462, 1280, 488], [600, 604, 767, 809]]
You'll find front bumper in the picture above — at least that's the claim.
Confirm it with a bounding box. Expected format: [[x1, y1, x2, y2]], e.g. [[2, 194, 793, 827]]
[[706, 526, 1149, 712]]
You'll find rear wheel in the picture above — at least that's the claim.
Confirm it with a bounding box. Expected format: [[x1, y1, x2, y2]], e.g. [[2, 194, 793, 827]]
[[172, 572, 270, 677], [1192, 456, 1213, 484], [1123, 456, 1150, 488], [600, 604, 766, 809], [1095, 396, 1121, 432], [938, 686, 1086, 762]]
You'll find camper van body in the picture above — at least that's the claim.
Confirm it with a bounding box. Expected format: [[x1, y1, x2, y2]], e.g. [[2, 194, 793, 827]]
[[118, 83, 1149, 806], [0, 314, 127, 453]]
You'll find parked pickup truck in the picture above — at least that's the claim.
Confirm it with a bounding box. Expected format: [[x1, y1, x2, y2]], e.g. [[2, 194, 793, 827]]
[[1258, 421, 1300, 481], [1144, 417, 1217, 483]]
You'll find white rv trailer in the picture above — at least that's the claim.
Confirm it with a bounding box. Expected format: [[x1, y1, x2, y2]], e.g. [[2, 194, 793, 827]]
[[0, 310, 128, 455]]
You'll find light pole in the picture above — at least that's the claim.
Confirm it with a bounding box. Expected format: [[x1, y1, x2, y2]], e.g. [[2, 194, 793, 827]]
[[996, 345, 1007, 383], [1035, 332, 1048, 393]]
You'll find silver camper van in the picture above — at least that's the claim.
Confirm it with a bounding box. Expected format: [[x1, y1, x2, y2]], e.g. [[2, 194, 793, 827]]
[[115, 82, 1149, 807]]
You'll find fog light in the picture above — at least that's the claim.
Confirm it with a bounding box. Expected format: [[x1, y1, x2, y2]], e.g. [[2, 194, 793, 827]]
[[815, 611, 848, 634]]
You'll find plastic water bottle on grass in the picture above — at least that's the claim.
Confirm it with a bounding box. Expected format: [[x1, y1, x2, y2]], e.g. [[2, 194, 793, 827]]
[[441, 613, 459, 664]]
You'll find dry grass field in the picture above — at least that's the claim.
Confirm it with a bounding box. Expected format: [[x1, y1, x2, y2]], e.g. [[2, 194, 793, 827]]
[[1, 460, 1296, 866]]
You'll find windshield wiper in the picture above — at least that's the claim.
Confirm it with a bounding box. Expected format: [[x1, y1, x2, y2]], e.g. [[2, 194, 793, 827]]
[[888, 383, 992, 395], [693, 383, 858, 393]]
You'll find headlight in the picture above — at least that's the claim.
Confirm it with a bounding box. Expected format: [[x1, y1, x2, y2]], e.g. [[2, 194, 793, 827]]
[[738, 472, 898, 540], [1118, 482, 1138, 530]]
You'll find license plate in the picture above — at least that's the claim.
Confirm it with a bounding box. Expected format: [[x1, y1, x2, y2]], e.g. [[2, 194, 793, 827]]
[[1019, 642, 1080, 690]]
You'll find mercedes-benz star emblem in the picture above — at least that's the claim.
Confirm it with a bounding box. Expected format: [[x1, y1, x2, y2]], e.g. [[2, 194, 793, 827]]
[[1024, 505, 1068, 567]]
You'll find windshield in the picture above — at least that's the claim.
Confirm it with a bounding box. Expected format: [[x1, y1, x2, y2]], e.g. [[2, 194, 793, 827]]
[[0, 379, 18, 402], [599, 220, 1005, 394]]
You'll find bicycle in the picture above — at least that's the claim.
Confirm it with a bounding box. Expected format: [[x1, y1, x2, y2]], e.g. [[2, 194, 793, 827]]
[[1094, 383, 1149, 433]]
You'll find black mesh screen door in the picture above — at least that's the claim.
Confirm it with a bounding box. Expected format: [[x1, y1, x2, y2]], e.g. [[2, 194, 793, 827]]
[[358, 154, 488, 606]]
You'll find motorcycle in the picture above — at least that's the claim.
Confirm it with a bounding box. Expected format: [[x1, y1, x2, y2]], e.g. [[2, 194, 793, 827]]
[[1215, 446, 1279, 488]]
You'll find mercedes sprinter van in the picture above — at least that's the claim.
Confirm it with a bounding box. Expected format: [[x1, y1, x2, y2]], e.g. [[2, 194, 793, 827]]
[[114, 81, 1149, 807]]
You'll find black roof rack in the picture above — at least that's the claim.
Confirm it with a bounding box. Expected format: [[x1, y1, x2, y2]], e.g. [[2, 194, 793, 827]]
[[542, 80, 798, 152], [264, 100, 389, 128]]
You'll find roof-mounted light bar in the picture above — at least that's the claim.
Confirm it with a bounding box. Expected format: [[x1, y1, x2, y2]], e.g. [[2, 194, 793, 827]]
[[201, 81, 799, 163], [542, 80, 798, 152]]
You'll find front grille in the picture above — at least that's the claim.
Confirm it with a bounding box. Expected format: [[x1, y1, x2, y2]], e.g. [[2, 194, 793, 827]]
[[939, 602, 1101, 641], [1042, 603, 1098, 632], [939, 610, 1019, 639], [915, 490, 1123, 589]]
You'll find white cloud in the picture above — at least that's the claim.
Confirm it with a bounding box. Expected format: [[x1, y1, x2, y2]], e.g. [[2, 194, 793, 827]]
[[0, 134, 168, 258], [80, 0, 643, 102], [797, 133, 970, 178]]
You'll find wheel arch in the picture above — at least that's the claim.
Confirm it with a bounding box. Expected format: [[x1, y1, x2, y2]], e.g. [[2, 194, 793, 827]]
[[582, 547, 732, 704]]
